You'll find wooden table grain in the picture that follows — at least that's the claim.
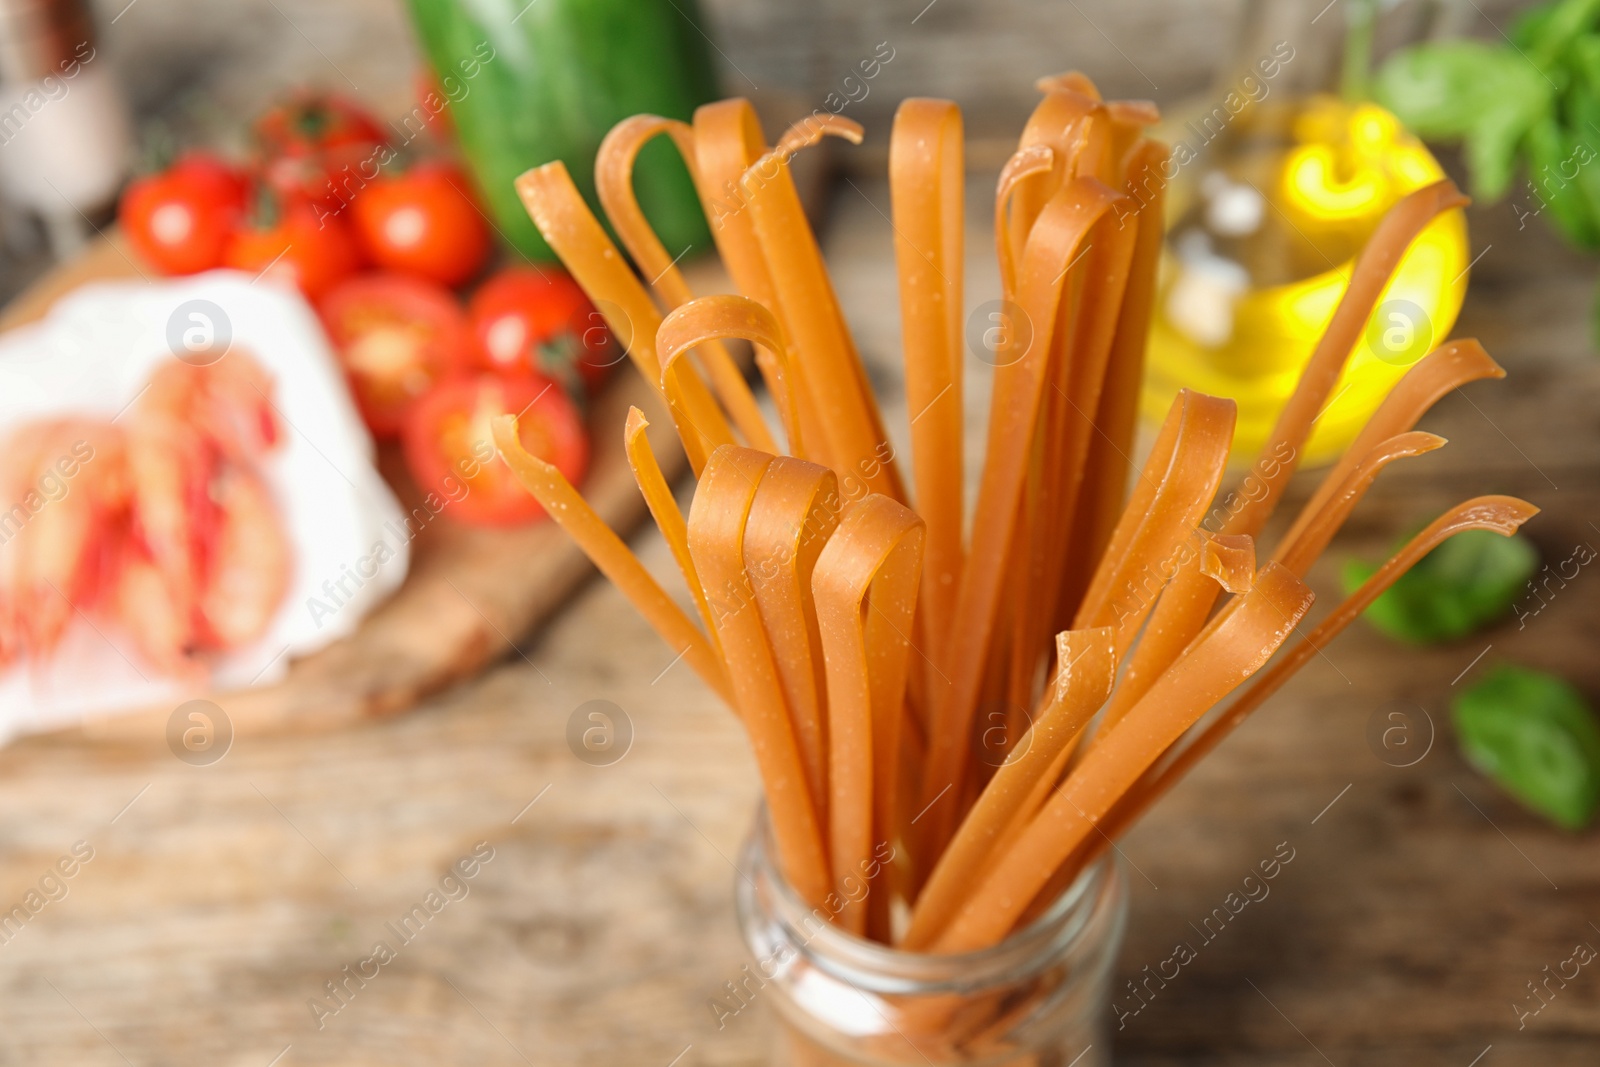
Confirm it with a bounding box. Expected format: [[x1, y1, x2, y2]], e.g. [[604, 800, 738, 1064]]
[[0, 183, 1596, 1067]]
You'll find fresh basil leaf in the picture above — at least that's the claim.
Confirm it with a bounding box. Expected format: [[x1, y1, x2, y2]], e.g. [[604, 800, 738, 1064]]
[[1513, 0, 1600, 70], [1555, 65, 1600, 232], [1453, 664, 1600, 831], [1374, 43, 1552, 200], [1525, 116, 1600, 248], [1472, 102, 1545, 201], [1569, 148, 1600, 248], [1511, 0, 1562, 53], [1562, 47, 1600, 139], [1342, 529, 1539, 644], [1375, 42, 1513, 137], [1563, 33, 1600, 97]]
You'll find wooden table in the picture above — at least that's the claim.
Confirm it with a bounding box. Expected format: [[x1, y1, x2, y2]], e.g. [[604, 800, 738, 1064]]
[[0, 184, 1595, 1067]]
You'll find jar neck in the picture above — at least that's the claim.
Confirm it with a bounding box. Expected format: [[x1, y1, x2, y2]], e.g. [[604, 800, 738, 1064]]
[[736, 807, 1127, 995]]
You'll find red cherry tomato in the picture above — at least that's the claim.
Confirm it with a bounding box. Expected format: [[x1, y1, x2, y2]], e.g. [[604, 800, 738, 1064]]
[[402, 373, 588, 527], [223, 198, 362, 302], [468, 267, 617, 399], [174, 152, 251, 205], [119, 152, 249, 275], [351, 162, 490, 288], [317, 272, 474, 438], [254, 91, 388, 210]]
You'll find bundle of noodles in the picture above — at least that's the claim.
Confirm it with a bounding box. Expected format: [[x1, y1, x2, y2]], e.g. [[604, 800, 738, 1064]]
[[492, 74, 1535, 966]]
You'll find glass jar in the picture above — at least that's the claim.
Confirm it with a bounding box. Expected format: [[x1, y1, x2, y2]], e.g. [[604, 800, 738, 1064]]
[[735, 814, 1129, 1066]]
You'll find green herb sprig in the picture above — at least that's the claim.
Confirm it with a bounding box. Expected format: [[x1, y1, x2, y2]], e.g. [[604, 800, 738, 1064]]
[[1342, 528, 1539, 644], [1374, 0, 1600, 250], [1454, 664, 1600, 830]]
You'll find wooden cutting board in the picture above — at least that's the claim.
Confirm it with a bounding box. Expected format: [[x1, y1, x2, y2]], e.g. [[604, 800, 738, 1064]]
[[1, 231, 728, 742]]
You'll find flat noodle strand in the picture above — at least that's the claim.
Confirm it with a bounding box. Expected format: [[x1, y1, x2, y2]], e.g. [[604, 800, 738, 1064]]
[[739, 121, 906, 502], [1074, 389, 1235, 645], [691, 98, 778, 310], [491, 416, 731, 705], [1007, 90, 1100, 261], [623, 407, 721, 652], [813, 494, 925, 935], [596, 115, 775, 450], [1235, 179, 1469, 530], [919, 176, 1120, 855], [937, 564, 1315, 953], [689, 445, 832, 907], [1273, 430, 1445, 576], [1275, 338, 1502, 556], [744, 457, 841, 833], [986, 392, 1235, 859], [903, 627, 1115, 950], [1061, 138, 1168, 622], [659, 343, 737, 476], [1086, 496, 1540, 864], [890, 98, 965, 664], [515, 163, 669, 390], [515, 162, 727, 461], [1027, 160, 1139, 646], [658, 296, 788, 454], [691, 99, 842, 472], [1107, 179, 1470, 721], [994, 145, 1054, 301]]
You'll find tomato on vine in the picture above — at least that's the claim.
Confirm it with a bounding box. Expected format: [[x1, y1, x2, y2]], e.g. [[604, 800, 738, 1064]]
[[350, 161, 490, 288], [119, 152, 249, 275]]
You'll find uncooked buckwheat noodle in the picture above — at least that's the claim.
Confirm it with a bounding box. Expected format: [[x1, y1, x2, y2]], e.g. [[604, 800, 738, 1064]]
[[596, 116, 776, 452], [494, 75, 1533, 1011], [890, 98, 964, 670]]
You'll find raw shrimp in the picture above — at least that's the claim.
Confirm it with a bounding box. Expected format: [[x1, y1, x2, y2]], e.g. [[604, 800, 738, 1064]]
[[197, 466, 291, 649], [109, 543, 196, 676], [0, 348, 293, 678], [136, 352, 280, 457], [0, 419, 127, 664], [122, 350, 290, 665]]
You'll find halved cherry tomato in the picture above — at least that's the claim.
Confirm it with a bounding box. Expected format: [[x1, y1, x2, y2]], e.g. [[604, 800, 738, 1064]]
[[119, 152, 249, 275], [351, 161, 490, 288], [254, 91, 388, 210], [317, 272, 474, 438], [402, 372, 588, 527], [467, 267, 618, 399], [223, 196, 363, 302]]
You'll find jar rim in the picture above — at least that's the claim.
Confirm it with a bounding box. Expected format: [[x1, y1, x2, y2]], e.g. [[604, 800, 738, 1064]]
[[738, 805, 1126, 994]]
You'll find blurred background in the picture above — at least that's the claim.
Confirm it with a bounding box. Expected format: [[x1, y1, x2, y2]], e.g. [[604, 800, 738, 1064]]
[[0, 0, 1524, 289], [1, 0, 1597, 1064]]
